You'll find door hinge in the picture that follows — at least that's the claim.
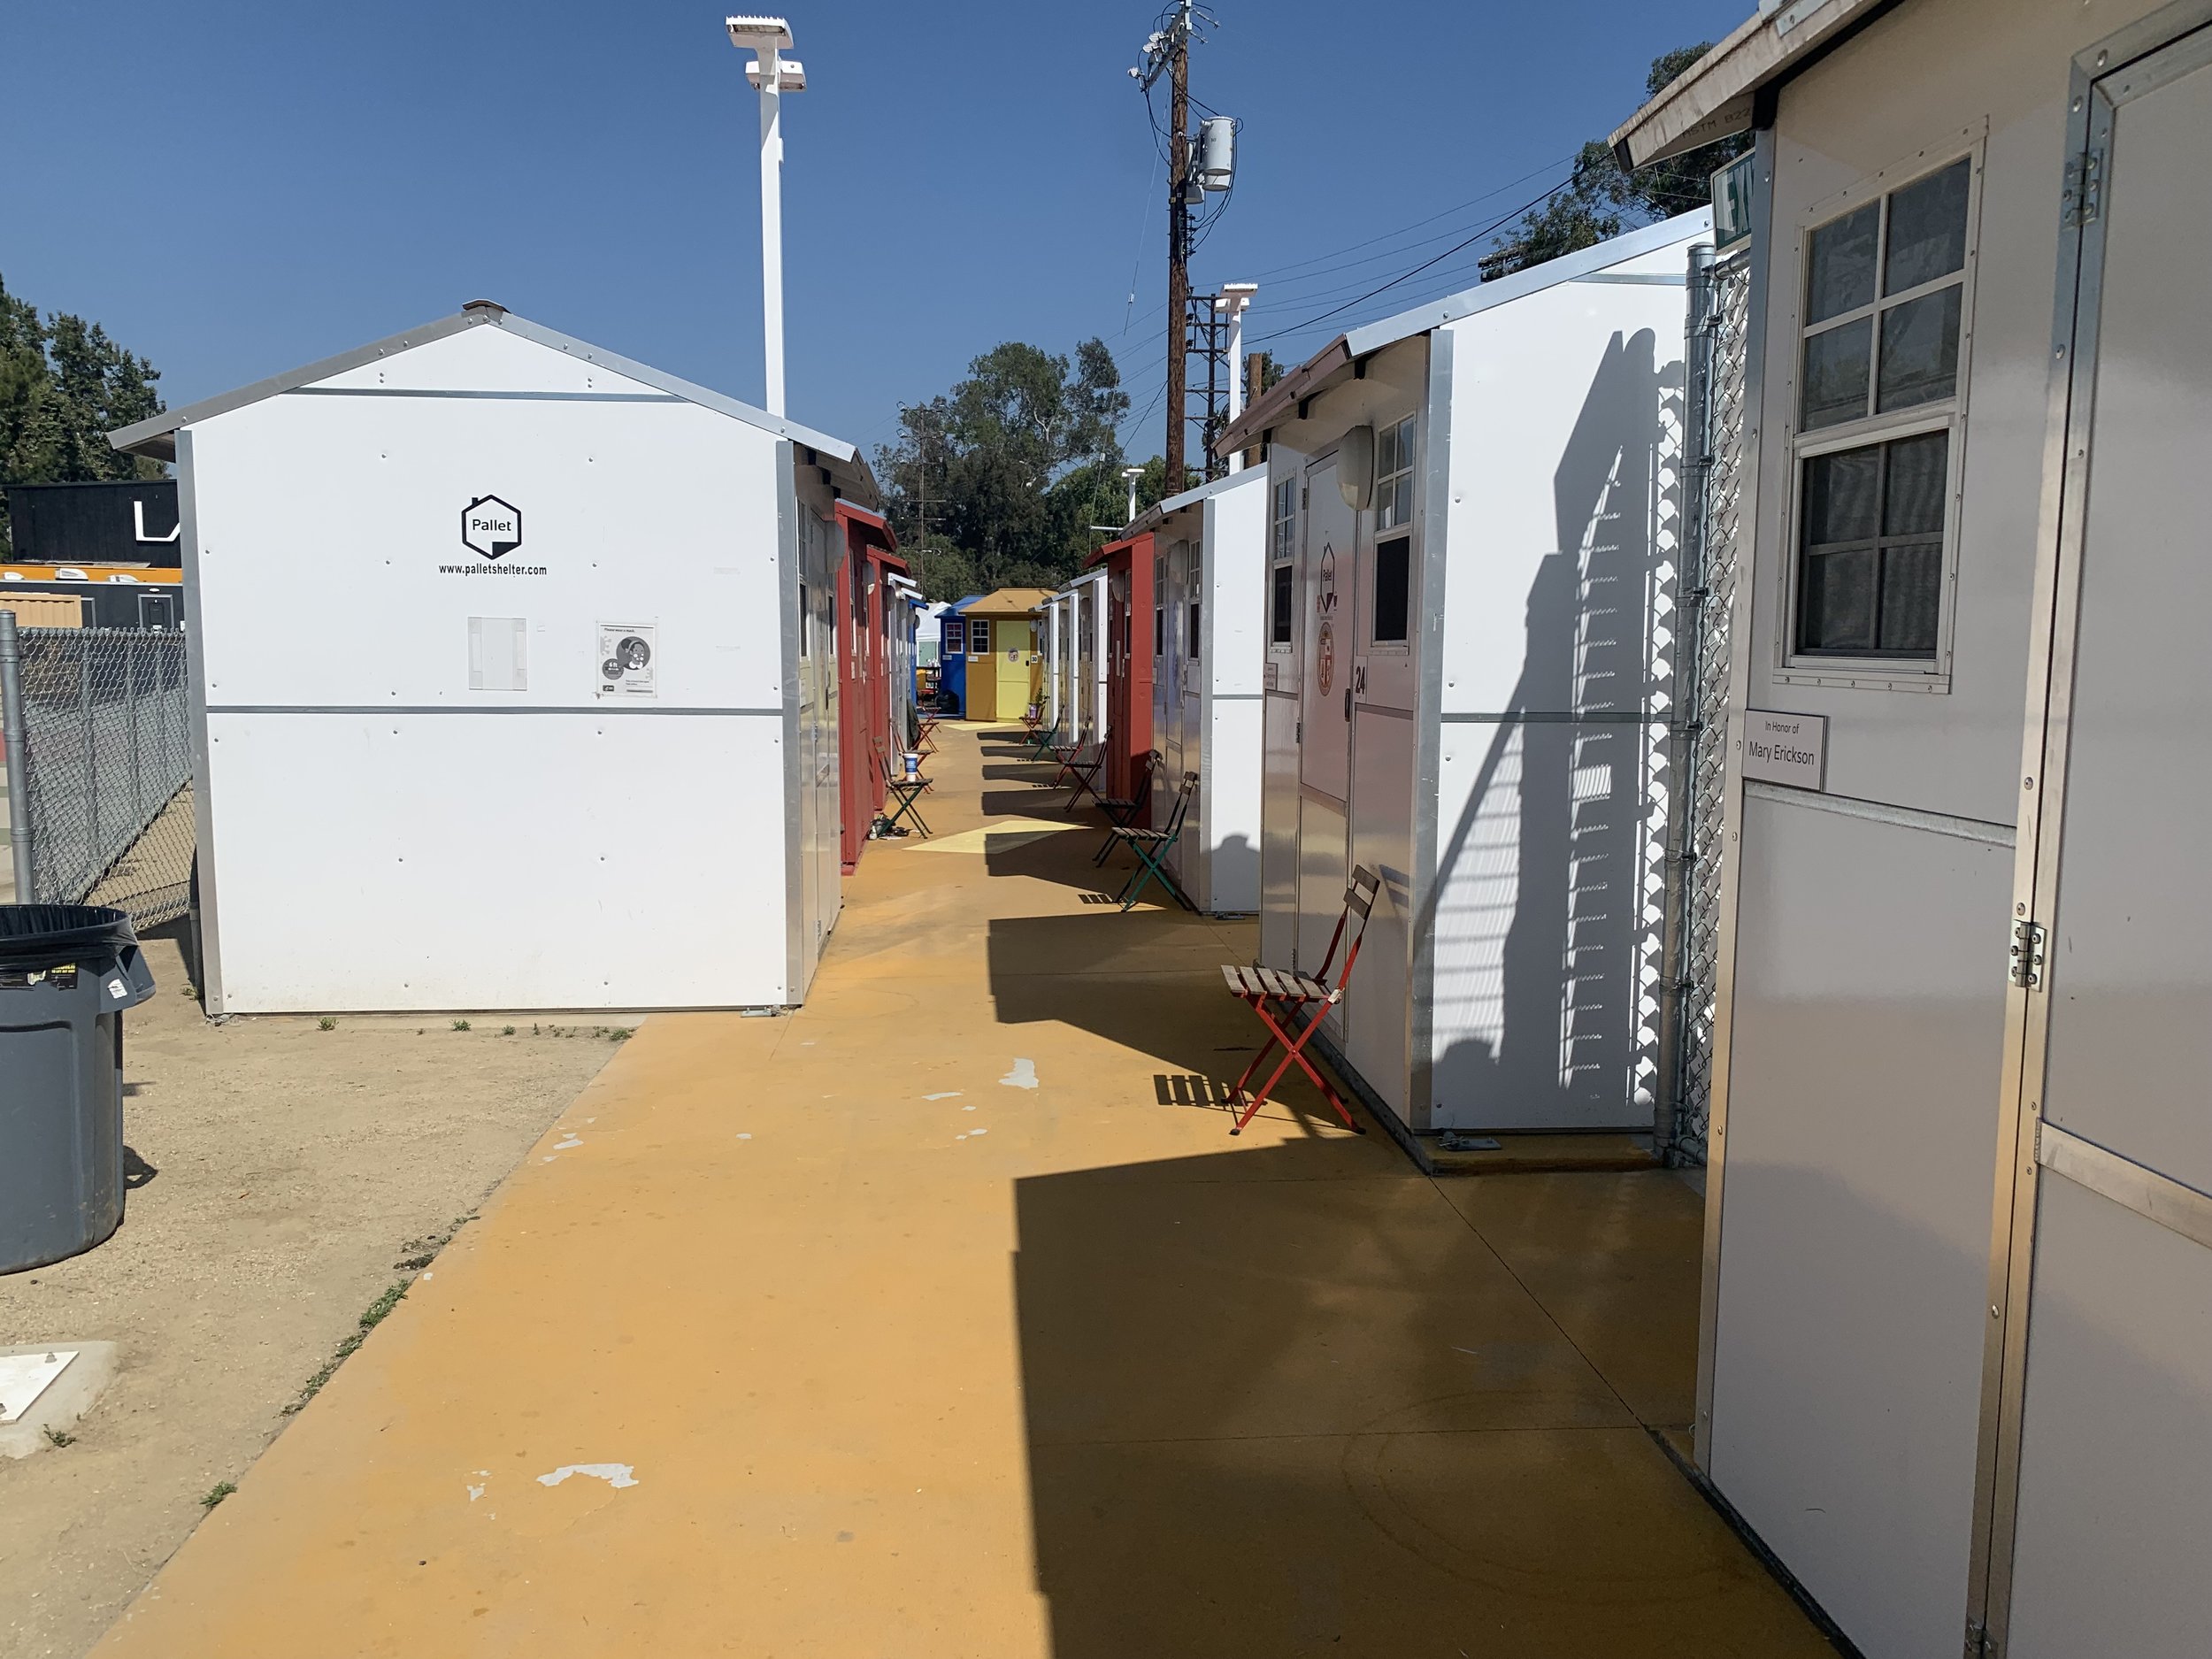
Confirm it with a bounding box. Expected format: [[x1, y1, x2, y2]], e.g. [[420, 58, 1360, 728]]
[[2062, 148, 2103, 227], [2009, 918, 2047, 989], [1301, 485, 1309, 508], [1295, 718, 1302, 741], [1965, 1614, 2000, 1657]]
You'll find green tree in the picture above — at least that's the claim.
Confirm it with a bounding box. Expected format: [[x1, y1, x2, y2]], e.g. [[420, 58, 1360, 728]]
[[0, 273, 166, 549], [877, 337, 1130, 600], [1489, 45, 1752, 278]]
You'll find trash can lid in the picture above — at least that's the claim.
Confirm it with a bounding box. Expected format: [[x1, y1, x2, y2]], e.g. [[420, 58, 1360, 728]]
[[0, 904, 139, 967]]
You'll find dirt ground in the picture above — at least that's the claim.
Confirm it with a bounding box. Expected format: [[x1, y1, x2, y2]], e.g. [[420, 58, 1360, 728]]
[[0, 925, 621, 1659]]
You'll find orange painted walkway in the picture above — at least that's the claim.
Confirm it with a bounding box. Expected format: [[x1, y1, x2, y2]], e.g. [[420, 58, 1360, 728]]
[[93, 725, 1834, 1657]]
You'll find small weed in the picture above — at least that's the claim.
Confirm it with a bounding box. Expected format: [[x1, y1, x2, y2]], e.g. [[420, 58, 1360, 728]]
[[284, 1279, 411, 1416], [200, 1481, 237, 1509], [502, 1025, 516, 1036], [451, 1018, 472, 1032], [532, 1023, 541, 1036], [318, 1017, 337, 1032], [608, 1027, 634, 1042], [42, 1426, 75, 1448]]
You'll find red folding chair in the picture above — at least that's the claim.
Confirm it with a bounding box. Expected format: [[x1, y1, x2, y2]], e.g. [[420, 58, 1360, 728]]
[[1051, 728, 1109, 813], [1218, 866, 1380, 1135]]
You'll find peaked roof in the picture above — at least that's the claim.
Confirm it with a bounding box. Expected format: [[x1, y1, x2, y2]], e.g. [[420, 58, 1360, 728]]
[[1611, 0, 1884, 167], [963, 586, 1056, 616], [110, 305, 879, 507], [1125, 466, 1263, 540], [1217, 210, 1713, 455]]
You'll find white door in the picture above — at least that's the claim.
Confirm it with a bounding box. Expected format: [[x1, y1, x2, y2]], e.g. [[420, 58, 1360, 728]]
[[1985, 27, 2212, 1654], [1297, 459, 1354, 979]]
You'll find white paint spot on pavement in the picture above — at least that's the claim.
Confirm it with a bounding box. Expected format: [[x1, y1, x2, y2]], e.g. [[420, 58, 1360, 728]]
[[999, 1058, 1039, 1090], [969, 1127, 989, 1136], [536, 1463, 637, 1490], [923, 1091, 962, 1102], [736, 1133, 753, 1141], [553, 1135, 583, 1150], [963, 1104, 977, 1112]]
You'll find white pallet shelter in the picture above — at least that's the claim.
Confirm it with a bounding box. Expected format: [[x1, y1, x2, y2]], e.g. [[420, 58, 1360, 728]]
[[1616, 2, 2212, 1654], [1039, 588, 1072, 743], [1063, 565, 1109, 748], [1217, 211, 1711, 1136], [113, 303, 872, 1014], [1139, 470, 1265, 914]]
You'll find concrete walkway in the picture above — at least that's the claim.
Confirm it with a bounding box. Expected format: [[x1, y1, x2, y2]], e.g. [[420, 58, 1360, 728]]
[[92, 724, 1835, 1658]]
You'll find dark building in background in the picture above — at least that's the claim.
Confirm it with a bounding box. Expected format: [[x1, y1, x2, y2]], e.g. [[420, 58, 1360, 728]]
[[4, 480, 181, 568]]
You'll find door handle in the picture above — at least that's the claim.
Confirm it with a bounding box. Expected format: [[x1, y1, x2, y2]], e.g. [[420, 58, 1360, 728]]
[[1344, 687, 1353, 720]]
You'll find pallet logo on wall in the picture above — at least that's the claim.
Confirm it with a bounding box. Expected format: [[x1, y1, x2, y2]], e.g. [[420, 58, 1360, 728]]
[[460, 495, 524, 560]]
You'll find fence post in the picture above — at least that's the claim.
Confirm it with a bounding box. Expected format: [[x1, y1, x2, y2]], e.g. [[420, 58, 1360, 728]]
[[0, 610, 34, 901], [1654, 242, 1719, 1163]]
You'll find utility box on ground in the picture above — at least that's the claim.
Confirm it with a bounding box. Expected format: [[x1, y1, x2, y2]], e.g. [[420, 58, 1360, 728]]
[[111, 304, 874, 1014]]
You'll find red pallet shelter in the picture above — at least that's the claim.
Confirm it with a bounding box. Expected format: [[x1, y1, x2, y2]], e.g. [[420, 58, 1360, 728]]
[[834, 503, 908, 872], [1087, 528, 1155, 826]]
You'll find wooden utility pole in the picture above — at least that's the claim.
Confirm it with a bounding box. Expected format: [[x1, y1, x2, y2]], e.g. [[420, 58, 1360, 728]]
[[1244, 349, 1266, 471], [1164, 0, 1193, 488]]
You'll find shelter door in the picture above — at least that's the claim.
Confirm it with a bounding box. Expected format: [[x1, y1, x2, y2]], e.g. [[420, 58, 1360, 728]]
[[1186, 540, 1203, 889], [1985, 33, 2212, 1655], [1296, 459, 1354, 976]]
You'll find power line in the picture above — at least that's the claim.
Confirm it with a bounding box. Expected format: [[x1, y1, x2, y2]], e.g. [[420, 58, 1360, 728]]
[[1248, 166, 1592, 347]]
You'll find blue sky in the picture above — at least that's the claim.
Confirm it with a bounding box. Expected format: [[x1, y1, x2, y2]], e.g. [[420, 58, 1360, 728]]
[[2, 0, 1746, 465]]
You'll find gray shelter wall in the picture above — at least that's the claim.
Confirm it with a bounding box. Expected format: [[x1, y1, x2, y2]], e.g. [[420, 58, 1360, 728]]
[[1703, 0, 2177, 1651]]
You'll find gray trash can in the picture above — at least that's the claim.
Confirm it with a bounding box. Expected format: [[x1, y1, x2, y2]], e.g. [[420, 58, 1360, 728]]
[[1, 905, 157, 1274]]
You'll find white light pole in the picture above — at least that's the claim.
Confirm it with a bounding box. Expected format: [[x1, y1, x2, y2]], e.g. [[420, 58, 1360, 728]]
[[1121, 465, 1145, 525], [727, 17, 805, 417], [1217, 282, 1258, 472]]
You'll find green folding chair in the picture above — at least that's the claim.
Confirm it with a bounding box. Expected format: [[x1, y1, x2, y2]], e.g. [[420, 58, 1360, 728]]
[[878, 750, 933, 839], [1105, 771, 1198, 910], [1023, 712, 1063, 760]]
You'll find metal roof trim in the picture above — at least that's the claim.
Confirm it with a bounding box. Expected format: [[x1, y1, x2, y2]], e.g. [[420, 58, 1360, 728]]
[[1125, 467, 1263, 539], [110, 309, 879, 506], [1217, 211, 1711, 455], [1609, 0, 1889, 166]]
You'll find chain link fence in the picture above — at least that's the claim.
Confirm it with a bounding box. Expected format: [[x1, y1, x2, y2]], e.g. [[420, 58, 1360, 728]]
[[1659, 250, 1753, 1166], [0, 617, 195, 930]]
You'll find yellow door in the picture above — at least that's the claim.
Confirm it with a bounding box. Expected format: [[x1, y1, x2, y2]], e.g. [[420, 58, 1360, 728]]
[[994, 621, 1031, 722]]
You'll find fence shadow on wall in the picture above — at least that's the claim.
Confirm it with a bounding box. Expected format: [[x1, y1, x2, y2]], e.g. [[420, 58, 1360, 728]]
[[1423, 329, 1677, 1132]]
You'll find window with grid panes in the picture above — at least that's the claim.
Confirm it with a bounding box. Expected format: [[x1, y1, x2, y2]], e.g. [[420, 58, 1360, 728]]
[[1269, 476, 1295, 647], [1371, 415, 1416, 644], [970, 618, 991, 657], [1794, 156, 1971, 660]]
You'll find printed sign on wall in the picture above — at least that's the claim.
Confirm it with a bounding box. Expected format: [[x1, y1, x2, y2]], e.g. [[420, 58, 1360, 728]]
[[1744, 709, 1828, 791], [596, 623, 657, 699]]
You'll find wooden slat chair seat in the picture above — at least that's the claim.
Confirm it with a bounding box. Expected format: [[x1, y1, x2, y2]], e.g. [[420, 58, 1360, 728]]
[[1104, 770, 1198, 911], [1218, 865, 1381, 1135]]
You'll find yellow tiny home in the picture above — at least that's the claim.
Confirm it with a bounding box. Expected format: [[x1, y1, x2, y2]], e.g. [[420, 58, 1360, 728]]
[[956, 588, 1050, 722]]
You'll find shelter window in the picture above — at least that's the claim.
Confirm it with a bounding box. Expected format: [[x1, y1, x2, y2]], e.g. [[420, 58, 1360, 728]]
[[1373, 415, 1416, 533], [1789, 151, 1977, 672], [1155, 551, 1166, 657], [970, 618, 991, 657], [1188, 548, 1202, 662], [1371, 537, 1411, 645], [1269, 477, 1295, 649]]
